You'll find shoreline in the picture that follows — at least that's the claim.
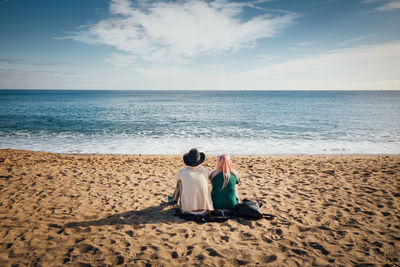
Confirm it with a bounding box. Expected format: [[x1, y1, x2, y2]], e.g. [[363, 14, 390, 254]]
[[1, 149, 399, 266], [1, 148, 399, 157]]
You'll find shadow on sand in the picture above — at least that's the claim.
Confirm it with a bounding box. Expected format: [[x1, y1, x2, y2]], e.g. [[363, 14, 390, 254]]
[[63, 202, 273, 229], [64, 202, 184, 228]]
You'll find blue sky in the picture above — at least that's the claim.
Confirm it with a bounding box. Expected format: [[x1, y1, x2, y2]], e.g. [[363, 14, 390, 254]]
[[0, 0, 399, 90]]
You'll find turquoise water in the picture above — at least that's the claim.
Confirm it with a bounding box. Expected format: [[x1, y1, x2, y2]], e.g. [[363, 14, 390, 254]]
[[0, 90, 399, 154]]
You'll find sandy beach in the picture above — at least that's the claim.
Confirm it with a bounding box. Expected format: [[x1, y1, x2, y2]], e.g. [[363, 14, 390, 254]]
[[0, 149, 399, 266]]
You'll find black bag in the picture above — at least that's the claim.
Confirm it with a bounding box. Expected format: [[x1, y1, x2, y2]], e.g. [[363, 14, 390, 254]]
[[234, 199, 263, 219]]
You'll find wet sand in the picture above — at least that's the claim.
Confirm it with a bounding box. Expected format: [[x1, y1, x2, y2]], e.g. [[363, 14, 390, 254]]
[[0, 149, 399, 266]]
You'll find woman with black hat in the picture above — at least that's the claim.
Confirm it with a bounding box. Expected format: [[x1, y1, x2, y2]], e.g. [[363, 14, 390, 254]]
[[172, 148, 214, 214]]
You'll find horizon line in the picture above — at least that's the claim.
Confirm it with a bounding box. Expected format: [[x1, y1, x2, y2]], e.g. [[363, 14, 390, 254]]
[[1, 89, 400, 92]]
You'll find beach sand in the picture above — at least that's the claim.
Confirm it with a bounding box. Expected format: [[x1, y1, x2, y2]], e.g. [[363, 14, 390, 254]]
[[0, 149, 399, 266]]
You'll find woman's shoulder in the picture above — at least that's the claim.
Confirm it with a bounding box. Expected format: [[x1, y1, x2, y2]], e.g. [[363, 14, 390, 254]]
[[177, 167, 188, 174], [210, 169, 222, 177], [232, 171, 240, 183], [232, 171, 239, 177]]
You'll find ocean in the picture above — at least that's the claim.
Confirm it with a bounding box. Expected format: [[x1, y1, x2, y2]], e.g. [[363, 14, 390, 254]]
[[0, 90, 399, 155]]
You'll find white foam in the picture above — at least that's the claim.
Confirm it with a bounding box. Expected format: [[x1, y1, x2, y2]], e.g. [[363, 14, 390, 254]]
[[1, 133, 399, 155]]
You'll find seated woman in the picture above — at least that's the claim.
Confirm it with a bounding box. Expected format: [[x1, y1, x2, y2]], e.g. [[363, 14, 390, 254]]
[[209, 154, 240, 210], [173, 148, 214, 215]]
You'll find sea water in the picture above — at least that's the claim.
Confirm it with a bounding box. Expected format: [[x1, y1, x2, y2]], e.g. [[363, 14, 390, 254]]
[[0, 90, 399, 154]]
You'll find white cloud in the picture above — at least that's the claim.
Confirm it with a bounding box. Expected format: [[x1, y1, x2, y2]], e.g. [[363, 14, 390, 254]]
[[128, 41, 400, 90], [0, 57, 68, 66], [0, 68, 133, 90], [374, 0, 400, 11], [105, 52, 136, 68], [336, 35, 372, 46], [69, 0, 297, 64], [360, 0, 383, 3], [362, 0, 400, 12], [2, 42, 399, 90], [232, 41, 400, 90], [299, 41, 315, 46]]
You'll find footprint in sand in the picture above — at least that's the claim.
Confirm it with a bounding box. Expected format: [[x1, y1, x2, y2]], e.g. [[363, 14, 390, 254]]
[[186, 245, 194, 256], [309, 242, 330, 255], [116, 255, 124, 265], [221, 235, 229, 242], [205, 248, 222, 257], [291, 248, 307, 256], [79, 244, 99, 254], [196, 254, 205, 261], [170, 251, 179, 259], [125, 230, 134, 237], [264, 255, 277, 263]]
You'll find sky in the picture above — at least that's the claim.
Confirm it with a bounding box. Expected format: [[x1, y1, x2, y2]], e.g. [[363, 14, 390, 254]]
[[0, 0, 399, 90]]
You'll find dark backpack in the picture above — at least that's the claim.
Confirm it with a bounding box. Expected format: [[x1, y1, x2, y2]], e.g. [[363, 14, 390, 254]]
[[233, 199, 263, 219]]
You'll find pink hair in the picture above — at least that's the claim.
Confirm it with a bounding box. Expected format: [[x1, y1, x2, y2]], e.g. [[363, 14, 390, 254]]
[[210, 154, 238, 190]]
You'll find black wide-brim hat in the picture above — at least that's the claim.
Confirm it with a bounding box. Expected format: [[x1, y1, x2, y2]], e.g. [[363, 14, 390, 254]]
[[183, 148, 205, 167]]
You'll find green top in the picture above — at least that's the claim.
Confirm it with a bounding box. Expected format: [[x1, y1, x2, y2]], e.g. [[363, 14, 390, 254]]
[[211, 171, 240, 210]]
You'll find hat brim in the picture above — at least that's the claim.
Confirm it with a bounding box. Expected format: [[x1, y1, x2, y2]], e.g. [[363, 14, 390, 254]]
[[183, 152, 205, 166]]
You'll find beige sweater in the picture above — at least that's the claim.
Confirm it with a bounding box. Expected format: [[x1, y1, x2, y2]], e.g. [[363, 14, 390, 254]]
[[176, 166, 214, 212]]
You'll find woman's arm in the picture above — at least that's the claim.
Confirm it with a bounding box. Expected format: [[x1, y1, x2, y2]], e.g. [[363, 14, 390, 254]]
[[209, 170, 214, 180], [235, 184, 240, 202], [172, 180, 182, 203]]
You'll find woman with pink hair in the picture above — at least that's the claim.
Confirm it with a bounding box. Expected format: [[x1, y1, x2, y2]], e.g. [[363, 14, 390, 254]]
[[209, 154, 240, 210]]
